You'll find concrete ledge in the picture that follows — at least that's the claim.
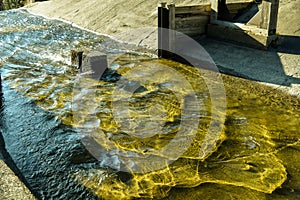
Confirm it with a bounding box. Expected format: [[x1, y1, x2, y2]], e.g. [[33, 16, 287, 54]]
[[0, 160, 36, 200], [1, 127, 36, 199]]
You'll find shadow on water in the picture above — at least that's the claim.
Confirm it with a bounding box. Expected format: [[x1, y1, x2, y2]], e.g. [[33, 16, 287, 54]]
[[0, 9, 116, 199], [0, 84, 101, 199], [0, 85, 39, 198]]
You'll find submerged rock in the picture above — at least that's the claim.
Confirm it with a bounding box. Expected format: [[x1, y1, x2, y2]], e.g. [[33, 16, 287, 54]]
[[69, 60, 292, 199]]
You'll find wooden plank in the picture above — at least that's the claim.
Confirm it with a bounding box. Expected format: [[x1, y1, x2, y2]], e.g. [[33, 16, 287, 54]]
[[175, 12, 210, 17], [268, 0, 279, 35], [168, 3, 176, 52], [176, 27, 207, 33], [260, 1, 271, 30], [175, 5, 211, 15], [226, 2, 253, 19], [176, 27, 207, 36], [260, 0, 279, 35], [227, 0, 254, 3], [210, 0, 218, 23], [175, 15, 209, 22], [175, 16, 209, 29], [70, 49, 84, 69], [158, 4, 170, 58], [226, 3, 252, 12], [176, 22, 208, 30], [168, 4, 176, 30]]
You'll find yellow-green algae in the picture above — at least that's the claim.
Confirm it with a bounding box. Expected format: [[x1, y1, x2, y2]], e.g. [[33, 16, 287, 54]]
[[1, 9, 299, 199], [5, 54, 299, 199]]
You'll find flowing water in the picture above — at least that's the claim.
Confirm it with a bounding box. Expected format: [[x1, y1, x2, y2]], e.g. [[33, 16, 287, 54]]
[[0, 9, 299, 200]]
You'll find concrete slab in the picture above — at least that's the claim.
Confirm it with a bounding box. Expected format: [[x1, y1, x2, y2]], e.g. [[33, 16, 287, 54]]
[[0, 160, 36, 200], [207, 23, 271, 50], [198, 37, 300, 98], [0, 131, 36, 199]]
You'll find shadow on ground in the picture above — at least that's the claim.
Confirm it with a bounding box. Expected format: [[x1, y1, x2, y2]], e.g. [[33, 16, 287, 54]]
[[197, 35, 300, 88], [193, 0, 300, 90]]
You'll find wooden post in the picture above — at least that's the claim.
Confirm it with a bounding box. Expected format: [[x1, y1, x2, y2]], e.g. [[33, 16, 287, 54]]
[[25, 0, 35, 5], [70, 50, 84, 70], [260, 1, 270, 30], [0, 0, 3, 11], [168, 3, 176, 52], [268, 0, 279, 35], [260, 0, 279, 35], [210, 0, 218, 24], [158, 2, 169, 58]]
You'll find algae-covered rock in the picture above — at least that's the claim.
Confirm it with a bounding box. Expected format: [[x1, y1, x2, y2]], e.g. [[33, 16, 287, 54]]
[[72, 153, 286, 199], [6, 51, 294, 199], [167, 183, 268, 200], [69, 60, 292, 199]]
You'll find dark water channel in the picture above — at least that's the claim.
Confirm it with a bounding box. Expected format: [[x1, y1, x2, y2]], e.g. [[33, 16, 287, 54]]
[[0, 9, 300, 200]]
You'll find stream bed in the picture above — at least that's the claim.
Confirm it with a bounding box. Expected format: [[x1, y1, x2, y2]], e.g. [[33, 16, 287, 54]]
[[0, 9, 299, 200]]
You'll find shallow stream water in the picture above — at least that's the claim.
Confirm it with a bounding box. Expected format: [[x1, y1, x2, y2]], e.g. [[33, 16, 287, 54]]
[[0, 9, 299, 200]]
